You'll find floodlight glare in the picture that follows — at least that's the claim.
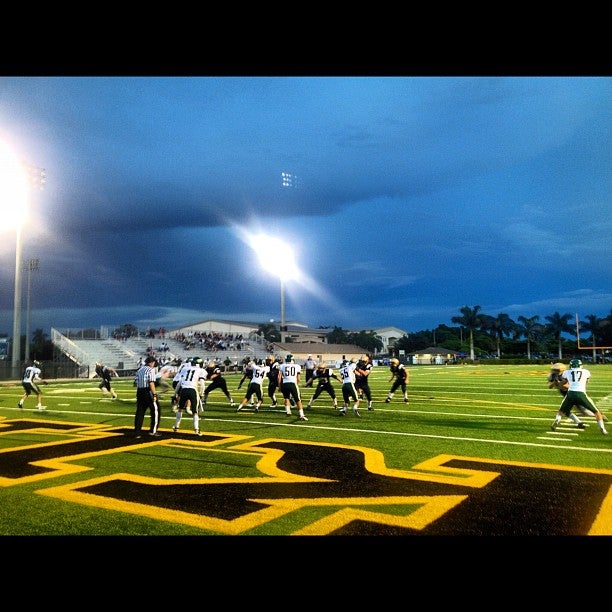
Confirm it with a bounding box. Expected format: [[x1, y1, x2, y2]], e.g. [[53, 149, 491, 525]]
[[0, 139, 30, 228]]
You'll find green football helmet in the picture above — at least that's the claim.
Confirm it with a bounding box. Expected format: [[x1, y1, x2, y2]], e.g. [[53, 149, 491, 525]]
[[569, 358, 582, 369]]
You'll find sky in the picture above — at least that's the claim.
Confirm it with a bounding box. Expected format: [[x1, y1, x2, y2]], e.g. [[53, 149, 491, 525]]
[[0, 76, 610, 339]]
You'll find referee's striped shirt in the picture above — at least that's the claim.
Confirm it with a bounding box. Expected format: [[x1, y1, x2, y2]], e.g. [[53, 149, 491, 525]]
[[134, 365, 156, 388]]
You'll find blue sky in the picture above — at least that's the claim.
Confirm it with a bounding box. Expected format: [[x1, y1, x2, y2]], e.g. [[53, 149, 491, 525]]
[[0, 76, 610, 337]]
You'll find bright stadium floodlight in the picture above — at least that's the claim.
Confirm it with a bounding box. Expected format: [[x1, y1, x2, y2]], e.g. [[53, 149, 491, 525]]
[[0, 139, 30, 374], [252, 235, 299, 343]]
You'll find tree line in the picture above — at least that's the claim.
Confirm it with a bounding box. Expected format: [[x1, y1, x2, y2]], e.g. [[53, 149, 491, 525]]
[[16, 307, 612, 364], [260, 307, 612, 361]]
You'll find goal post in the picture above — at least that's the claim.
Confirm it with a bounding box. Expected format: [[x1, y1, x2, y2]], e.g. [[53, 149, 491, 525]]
[[575, 313, 612, 351]]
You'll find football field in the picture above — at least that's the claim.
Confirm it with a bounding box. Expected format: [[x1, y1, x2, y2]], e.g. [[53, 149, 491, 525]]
[[0, 363, 610, 536]]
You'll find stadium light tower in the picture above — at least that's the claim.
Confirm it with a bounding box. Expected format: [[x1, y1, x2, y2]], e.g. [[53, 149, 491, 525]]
[[252, 235, 299, 343], [24, 258, 40, 362], [0, 139, 30, 376]]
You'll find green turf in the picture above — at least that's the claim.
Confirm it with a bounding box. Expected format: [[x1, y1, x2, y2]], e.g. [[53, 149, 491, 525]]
[[0, 364, 610, 536]]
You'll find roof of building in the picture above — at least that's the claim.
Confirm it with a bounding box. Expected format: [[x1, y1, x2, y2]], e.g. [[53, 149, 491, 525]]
[[408, 346, 459, 355]]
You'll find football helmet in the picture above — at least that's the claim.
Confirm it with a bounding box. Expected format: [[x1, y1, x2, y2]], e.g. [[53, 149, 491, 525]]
[[190, 357, 204, 367], [360, 354, 369, 363], [208, 361, 216, 368], [318, 362, 326, 370], [550, 363, 565, 372], [286, 354, 294, 363], [266, 355, 274, 364], [390, 358, 399, 367], [33, 360, 41, 367], [569, 358, 582, 369]]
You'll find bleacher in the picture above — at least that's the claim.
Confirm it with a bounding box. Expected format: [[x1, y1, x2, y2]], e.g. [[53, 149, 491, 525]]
[[51, 328, 270, 377]]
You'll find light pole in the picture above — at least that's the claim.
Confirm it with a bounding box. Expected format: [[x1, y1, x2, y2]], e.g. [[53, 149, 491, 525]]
[[280, 278, 286, 343], [250, 234, 298, 345], [24, 258, 40, 362], [0, 139, 30, 376], [12, 226, 24, 370]]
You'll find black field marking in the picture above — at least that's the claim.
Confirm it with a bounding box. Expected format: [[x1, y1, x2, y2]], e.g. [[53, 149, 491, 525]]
[[0, 417, 604, 536]]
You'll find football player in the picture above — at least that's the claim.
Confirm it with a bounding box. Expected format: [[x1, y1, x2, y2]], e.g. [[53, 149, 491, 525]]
[[305, 362, 341, 410], [385, 358, 409, 404]]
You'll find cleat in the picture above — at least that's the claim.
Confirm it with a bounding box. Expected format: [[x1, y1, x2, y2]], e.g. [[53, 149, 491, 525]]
[[602, 429, 608, 435], [404, 398, 409, 403], [306, 404, 312, 410], [149, 432, 162, 437], [254, 405, 260, 413], [37, 406, 46, 410], [195, 430, 202, 436], [172, 426, 178, 432], [353, 408, 361, 417], [551, 421, 558, 431], [235, 406, 241, 412], [271, 402, 277, 408], [339, 409, 346, 416], [577, 423, 586, 429], [299, 415, 308, 421], [230, 402, 235, 408], [385, 398, 391, 403], [286, 410, 292, 416], [18, 401, 23, 409]]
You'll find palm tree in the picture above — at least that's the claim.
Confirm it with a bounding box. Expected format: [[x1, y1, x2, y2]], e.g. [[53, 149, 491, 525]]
[[580, 314, 603, 363], [515, 315, 542, 360], [544, 312, 574, 359], [451, 305, 485, 360], [481, 313, 516, 358], [257, 323, 280, 343]]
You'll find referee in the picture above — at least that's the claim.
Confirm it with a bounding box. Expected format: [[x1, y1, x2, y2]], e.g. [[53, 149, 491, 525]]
[[133, 355, 161, 438]]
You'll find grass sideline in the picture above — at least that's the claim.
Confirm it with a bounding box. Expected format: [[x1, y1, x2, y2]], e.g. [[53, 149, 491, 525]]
[[0, 363, 610, 536]]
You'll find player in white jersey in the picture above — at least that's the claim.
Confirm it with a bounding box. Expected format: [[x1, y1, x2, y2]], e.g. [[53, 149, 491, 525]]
[[172, 357, 207, 436], [170, 358, 190, 412], [278, 354, 307, 421], [19, 360, 47, 410], [156, 361, 178, 396], [551, 359, 608, 434], [236, 359, 270, 412], [338, 357, 360, 417]]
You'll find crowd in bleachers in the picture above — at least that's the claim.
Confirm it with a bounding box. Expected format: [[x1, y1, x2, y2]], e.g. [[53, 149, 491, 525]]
[[171, 330, 251, 353]]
